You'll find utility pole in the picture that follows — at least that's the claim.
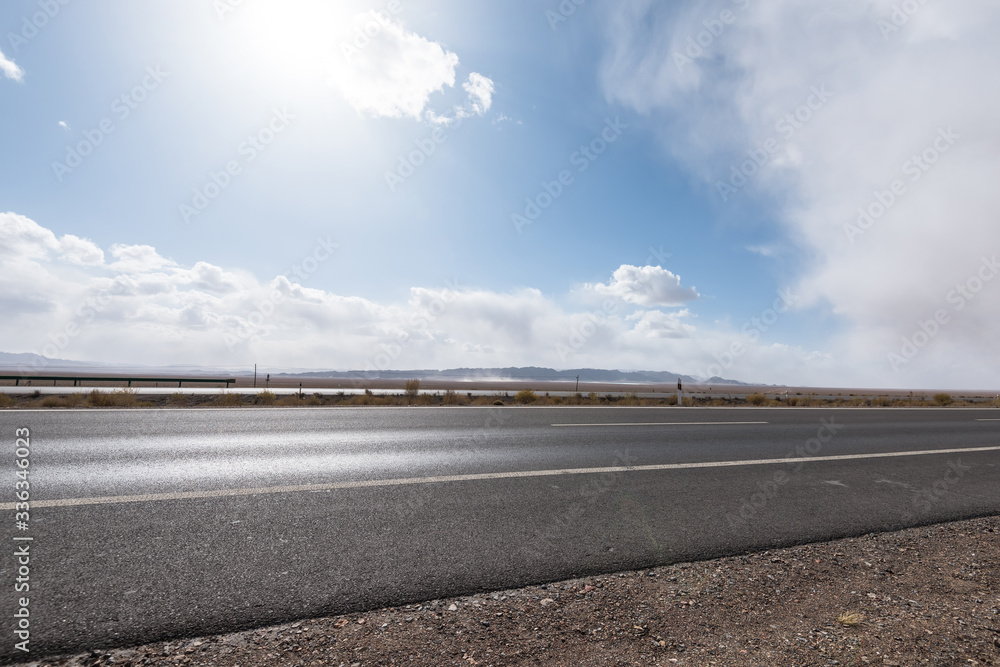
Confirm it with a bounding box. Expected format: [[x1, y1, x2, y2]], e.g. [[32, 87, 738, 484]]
[[253, 364, 257, 388], [575, 375, 579, 392]]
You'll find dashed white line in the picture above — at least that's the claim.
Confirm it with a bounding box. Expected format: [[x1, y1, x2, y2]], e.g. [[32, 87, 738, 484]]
[[7, 445, 1000, 511], [551, 421, 768, 427]]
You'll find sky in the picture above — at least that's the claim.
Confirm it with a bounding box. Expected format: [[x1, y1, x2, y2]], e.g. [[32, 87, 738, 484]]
[[1, 0, 998, 389]]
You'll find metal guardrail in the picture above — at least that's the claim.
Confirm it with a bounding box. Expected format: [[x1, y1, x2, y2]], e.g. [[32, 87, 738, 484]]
[[0, 375, 236, 388]]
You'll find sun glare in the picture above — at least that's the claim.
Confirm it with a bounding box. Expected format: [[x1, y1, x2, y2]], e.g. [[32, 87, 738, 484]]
[[223, 1, 356, 91]]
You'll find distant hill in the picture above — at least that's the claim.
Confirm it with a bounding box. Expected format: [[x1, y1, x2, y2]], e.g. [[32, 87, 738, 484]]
[[0, 353, 751, 385], [284, 367, 750, 385], [0, 352, 95, 371]]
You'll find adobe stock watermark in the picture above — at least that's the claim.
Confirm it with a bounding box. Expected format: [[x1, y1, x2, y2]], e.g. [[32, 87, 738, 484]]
[[523, 449, 639, 559], [179, 108, 294, 223], [545, 0, 587, 31], [673, 0, 751, 72], [725, 417, 844, 530], [224, 236, 339, 350], [384, 124, 449, 192], [844, 127, 959, 244], [51, 66, 168, 183], [554, 299, 619, 363], [877, 0, 932, 40], [887, 254, 998, 372], [901, 459, 971, 522], [703, 289, 796, 379], [6, 0, 72, 54], [18, 284, 126, 377], [717, 84, 832, 202], [361, 280, 463, 373], [213, 0, 246, 21], [645, 245, 673, 266], [340, 1, 404, 61], [511, 117, 628, 234]]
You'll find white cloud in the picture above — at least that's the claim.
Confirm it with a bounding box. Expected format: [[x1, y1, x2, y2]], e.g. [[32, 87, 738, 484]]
[[0, 214, 835, 385], [462, 72, 494, 116], [108, 244, 176, 273], [599, 1, 1000, 388], [626, 309, 696, 339], [583, 265, 700, 306], [58, 235, 105, 266], [334, 11, 459, 120], [0, 212, 58, 259], [0, 48, 23, 82], [332, 12, 494, 125]]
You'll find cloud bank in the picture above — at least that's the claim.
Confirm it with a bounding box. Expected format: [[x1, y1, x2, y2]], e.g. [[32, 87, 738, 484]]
[[600, 0, 1000, 388], [0, 213, 831, 383]]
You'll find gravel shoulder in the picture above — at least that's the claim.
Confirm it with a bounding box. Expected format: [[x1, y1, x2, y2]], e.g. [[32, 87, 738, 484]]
[[18, 515, 1000, 667]]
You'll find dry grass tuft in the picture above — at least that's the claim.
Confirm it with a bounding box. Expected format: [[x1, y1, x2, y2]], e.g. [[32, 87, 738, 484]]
[[836, 612, 865, 627], [933, 393, 953, 406], [0, 394, 12, 408], [515, 390, 538, 404], [87, 389, 138, 408], [214, 392, 244, 407]]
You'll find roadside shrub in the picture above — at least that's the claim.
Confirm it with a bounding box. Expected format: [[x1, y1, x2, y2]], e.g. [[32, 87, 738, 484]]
[[443, 389, 460, 405], [515, 390, 538, 404], [0, 394, 13, 408], [169, 392, 188, 406], [87, 389, 137, 407], [621, 392, 641, 406], [41, 396, 67, 408], [404, 379, 420, 399], [746, 393, 768, 406], [256, 390, 277, 405], [933, 393, 953, 406], [215, 392, 244, 407], [492, 400, 505, 406]]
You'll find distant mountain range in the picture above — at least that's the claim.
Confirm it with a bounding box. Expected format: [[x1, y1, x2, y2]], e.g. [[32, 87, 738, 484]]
[[0, 353, 749, 385], [0, 352, 96, 370], [285, 367, 750, 385]]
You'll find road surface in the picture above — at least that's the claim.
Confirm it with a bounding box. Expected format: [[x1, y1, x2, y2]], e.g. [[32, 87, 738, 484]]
[[1, 407, 998, 661]]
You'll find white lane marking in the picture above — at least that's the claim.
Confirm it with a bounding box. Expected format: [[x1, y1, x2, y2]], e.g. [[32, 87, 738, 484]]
[[8, 445, 1000, 511], [976, 419, 1000, 421], [551, 421, 768, 427]]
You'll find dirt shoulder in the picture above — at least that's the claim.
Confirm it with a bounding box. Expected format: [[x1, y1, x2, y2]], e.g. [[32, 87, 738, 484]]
[[22, 515, 1000, 667]]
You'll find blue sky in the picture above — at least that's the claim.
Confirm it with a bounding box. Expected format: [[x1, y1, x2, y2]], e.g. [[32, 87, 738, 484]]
[[1, 1, 998, 389]]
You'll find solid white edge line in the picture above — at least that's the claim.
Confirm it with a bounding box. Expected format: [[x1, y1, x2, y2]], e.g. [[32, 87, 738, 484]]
[[8, 445, 1000, 511]]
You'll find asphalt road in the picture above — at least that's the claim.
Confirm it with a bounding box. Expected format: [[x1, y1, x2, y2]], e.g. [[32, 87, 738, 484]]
[[1, 407, 998, 661]]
